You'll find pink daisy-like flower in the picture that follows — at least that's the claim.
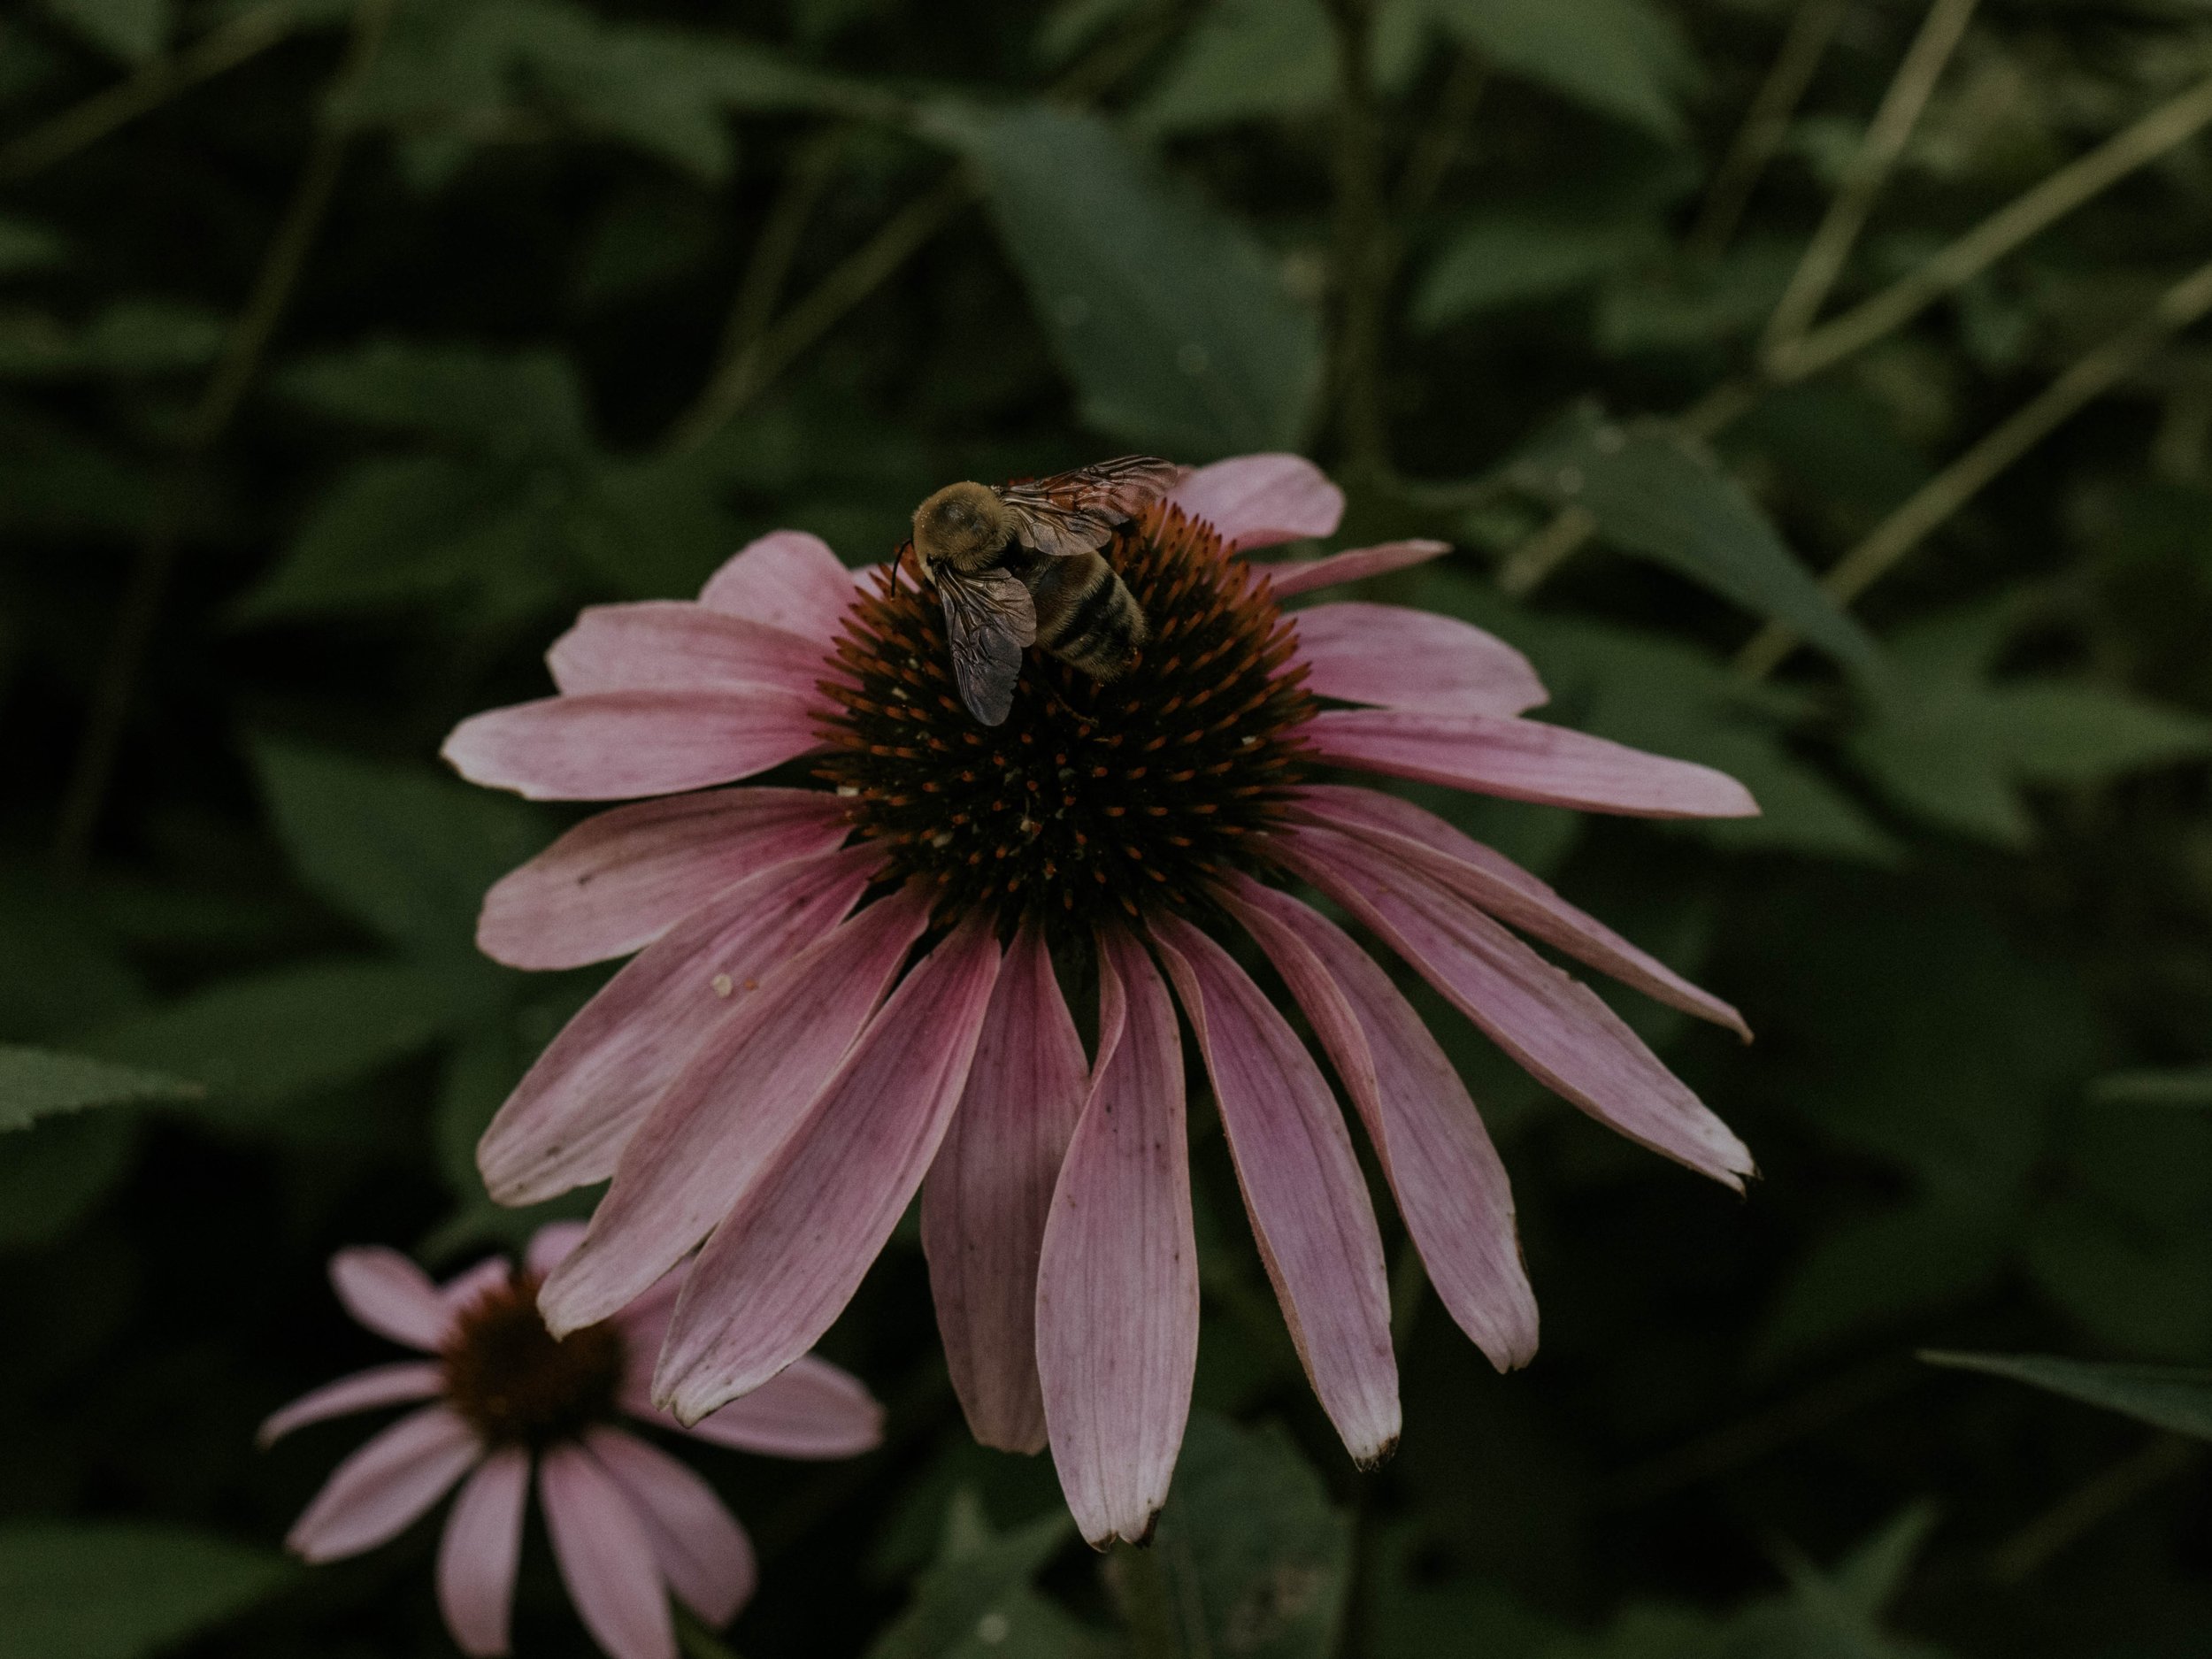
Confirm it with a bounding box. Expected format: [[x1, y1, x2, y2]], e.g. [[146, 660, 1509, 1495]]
[[261, 1224, 882, 1659], [442, 452, 1758, 1548]]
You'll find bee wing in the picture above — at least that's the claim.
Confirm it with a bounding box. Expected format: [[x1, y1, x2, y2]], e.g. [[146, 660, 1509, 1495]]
[[937, 564, 1036, 726], [998, 456, 1185, 560]]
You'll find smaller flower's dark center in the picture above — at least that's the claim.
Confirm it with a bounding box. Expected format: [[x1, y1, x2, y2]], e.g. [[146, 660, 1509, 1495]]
[[441, 1272, 626, 1449]]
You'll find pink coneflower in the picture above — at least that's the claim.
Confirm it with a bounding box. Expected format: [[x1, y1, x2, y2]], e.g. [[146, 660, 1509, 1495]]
[[442, 453, 1758, 1548], [261, 1224, 882, 1659]]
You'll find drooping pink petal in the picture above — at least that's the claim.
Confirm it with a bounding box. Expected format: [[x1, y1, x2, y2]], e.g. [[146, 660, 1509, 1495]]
[[1167, 454, 1342, 549], [697, 529, 856, 638], [330, 1247, 452, 1351], [1261, 539, 1450, 599], [1294, 602, 1547, 717], [1149, 914, 1400, 1464], [1219, 874, 1538, 1371], [258, 1362, 446, 1448], [441, 687, 821, 803], [655, 1356, 885, 1459], [1271, 826, 1755, 1187], [920, 917, 1088, 1454], [548, 603, 830, 701], [527, 1221, 590, 1278], [1035, 929, 1199, 1549], [285, 1405, 481, 1563], [1290, 785, 1750, 1038], [438, 1257, 513, 1322], [539, 885, 934, 1335], [478, 845, 880, 1207], [655, 915, 1004, 1422], [476, 788, 855, 971], [1306, 709, 1760, 819], [435, 1447, 529, 1658], [586, 1428, 757, 1626], [540, 1441, 675, 1659]]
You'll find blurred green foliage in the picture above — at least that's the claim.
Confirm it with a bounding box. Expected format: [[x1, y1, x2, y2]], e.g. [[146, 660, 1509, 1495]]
[[5, 0, 2212, 1653]]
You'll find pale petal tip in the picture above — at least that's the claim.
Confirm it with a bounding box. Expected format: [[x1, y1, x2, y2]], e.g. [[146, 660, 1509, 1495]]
[[1350, 1431, 1401, 1472]]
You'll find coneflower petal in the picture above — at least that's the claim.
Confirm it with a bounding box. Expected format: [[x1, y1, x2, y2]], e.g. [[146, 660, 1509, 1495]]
[[696, 528, 856, 637], [1036, 929, 1198, 1549], [548, 602, 831, 699], [1150, 912, 1401, 1465], [921, 916, 1089, 1455], [442, 687, 821, 802], [1220, 874, 1538, 1371], [1308, 708, 1760, 818], [257, 1361, 446, 1448], [286, 1404, 480, 1563], [330, 1246, 452, 1351], [1291, 784, 1750, 1038], [476, 787, 853, 971], [540, 1441, 675, 1659], [1294, 601, 1547, 717], [654, 914, 1002, 1421], [435, 1447, 528, 1657], [538, 885, 933, 1334], [1272, 825, 1757, 1188], [1261, 538, 1450, 598], [1167, 453, 1342, 549], [479, 844, 880, 1207], [654, 1356, 885, 1459], [586, 1427, 757, 1627]]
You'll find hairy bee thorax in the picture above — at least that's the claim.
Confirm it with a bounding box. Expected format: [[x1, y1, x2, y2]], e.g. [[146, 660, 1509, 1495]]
[[912, 480, 1012, 572], [816, 503, 1315, 934]]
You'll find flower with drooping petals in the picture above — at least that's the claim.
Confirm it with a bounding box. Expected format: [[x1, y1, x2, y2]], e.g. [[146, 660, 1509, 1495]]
[[261, 1224, 882, 1659], [442, 452, 1759, 1548]]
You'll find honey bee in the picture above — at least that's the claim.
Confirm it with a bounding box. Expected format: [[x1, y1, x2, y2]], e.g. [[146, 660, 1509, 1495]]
[[910, 455, 1185, 726]]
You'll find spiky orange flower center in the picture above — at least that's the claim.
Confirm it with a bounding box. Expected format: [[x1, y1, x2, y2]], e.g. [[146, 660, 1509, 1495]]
[[442, 1273, 626, 1448], [816, 504, 1314, 933]]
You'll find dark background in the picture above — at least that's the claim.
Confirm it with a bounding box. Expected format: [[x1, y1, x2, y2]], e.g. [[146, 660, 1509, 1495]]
[[4, 0, 2212, 1654]]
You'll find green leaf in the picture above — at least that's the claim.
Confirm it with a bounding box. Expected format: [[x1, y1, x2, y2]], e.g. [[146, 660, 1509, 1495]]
[[1146, 1414, 1352, 1659], [1414, 217, 1656, 330], [0, 301, 223, 377], [278, 339, 593, 458], [2091, 1066, 2212, 1106], [345, 0, 879, 182], [41, 0, 170, 64], [0, 1046, 197, 1133], [0, 1112, 136, 1250], [1511, 407, 1883, 677], [931, 102, 1325, 457], [1596, 242, 1798, 354], [1758, 1203, 2008, 1370], [1847, 603, 2212, 848], [1923, 1351, 2212, 1440], [0, 1521, 292, 1659], [0, 217, 67, 276], [1418, 0, 1697, 141], [235, 456, 573, 624], [252, 739, 547, 962], [84, 958, 465, 1123], [866, 1489, 1086, 1659], [1128, 0, 1334, 136]]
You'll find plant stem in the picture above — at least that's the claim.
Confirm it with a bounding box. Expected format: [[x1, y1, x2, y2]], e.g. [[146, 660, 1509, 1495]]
[[1737, 252, 2212, 679], [49, 0, 395, 872], [0, 3, 302, 181], [1324, 0, 1393, 476], [1116, 1539, 1189, 1659], [1761, 0, 1981, 364], [664, 171, 975, 456], [1985, 1434, 2200, 1583], [1773, 70, 2212, 381], [1687, 0, 1849, 261]]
